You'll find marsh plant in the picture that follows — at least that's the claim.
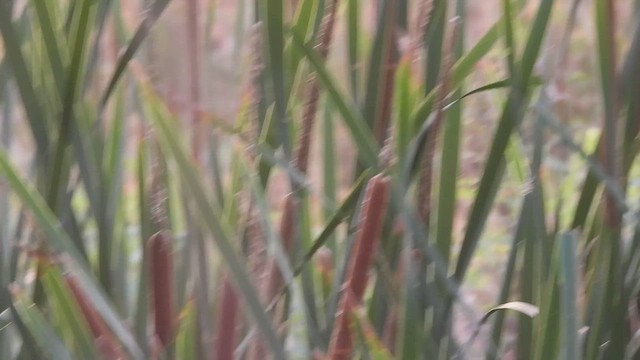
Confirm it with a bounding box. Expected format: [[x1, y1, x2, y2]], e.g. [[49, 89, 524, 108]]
[[1, 0, 640, 359]]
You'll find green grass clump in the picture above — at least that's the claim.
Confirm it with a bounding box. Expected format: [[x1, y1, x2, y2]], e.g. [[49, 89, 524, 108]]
[[1, 0, 640, 359]]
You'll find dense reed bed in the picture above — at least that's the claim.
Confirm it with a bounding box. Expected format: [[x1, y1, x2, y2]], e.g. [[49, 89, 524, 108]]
[[1, 0, 640, 359]]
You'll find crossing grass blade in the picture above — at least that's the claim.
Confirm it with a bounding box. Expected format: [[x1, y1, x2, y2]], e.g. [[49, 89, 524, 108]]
[[294, 170, 370, 276], [142, 85, 286, 358], [11, 294, 73, 360], [0, 2, 50, 156], [260, 0, 291, 158], [290, 28, 379, 167], [453, 0, 555, 284], [100, 0, 174, 109], [0, 147, 145, 360], [288, 0, 321, 88], [40, 264, 97, 360]]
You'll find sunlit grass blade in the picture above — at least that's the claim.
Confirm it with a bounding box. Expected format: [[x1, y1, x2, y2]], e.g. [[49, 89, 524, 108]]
[[48, 0, 96, 210]]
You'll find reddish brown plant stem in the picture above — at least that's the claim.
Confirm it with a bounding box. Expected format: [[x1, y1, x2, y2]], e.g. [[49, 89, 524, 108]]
[[373, 0, 399, 145], [65, 274, 127, 359], [417, 22, 458, 223], [248, 2, 339, 358], [214, 275, 240, 360], [327, 174, 391, 359], [265, 195, 298, 298], [148, 231, 175, 349]]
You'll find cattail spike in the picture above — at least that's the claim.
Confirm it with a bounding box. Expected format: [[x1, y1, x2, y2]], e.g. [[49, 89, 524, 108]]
[[148, 231, 175, 349], [327, 174, 391, 359]]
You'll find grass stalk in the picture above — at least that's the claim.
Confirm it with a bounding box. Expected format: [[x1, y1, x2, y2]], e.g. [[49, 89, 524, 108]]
[[293, 0, 338, 174]]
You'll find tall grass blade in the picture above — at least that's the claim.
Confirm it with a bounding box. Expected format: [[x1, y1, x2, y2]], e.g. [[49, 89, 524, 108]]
[[453, 0, 554, 283], [40, 264, 97, 359], [0, 148, 144, 359], [100, 0, 174, 109], [559, 232, 579, 360], [11, 292, 73, 360], [291, 28, 379, 167], [0, 3, 49, 156], [260, 0, 291, 158], [144, 85, 286, 358]]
